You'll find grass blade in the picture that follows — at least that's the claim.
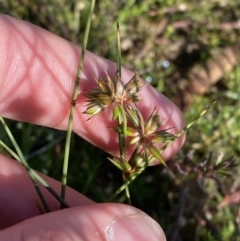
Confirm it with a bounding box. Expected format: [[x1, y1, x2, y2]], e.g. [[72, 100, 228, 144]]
[[0, 139, 70, 209], [0, 117, 50, 212]]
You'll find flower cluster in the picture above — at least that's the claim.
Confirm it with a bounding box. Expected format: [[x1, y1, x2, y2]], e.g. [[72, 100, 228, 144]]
[[83, 71, 143, 119], [84, 71, 176, 174], [110, 107, 176, 174]]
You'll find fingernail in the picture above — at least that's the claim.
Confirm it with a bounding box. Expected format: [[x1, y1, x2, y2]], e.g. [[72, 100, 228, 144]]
[[105, 213, 166, 241]]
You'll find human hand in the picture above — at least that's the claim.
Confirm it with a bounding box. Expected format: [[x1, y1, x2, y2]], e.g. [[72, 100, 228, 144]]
[[0, 14, 185, 241]]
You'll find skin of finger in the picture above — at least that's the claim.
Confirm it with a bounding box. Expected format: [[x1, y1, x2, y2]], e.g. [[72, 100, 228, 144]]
[[0, 14, 185, 161], [0, 204, 166, 241], [0, 154, 93, 229]]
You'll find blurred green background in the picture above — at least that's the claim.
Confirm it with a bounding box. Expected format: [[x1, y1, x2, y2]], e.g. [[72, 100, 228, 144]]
[[1, 0, 240, 240]]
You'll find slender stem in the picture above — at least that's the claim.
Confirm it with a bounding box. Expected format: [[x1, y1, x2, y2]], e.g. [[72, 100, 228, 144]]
[[116, 24, 124, 157], [119, 107, 131, 204], [0, 140, 20, 161], [61, 0, 96, 204], [0, 140, 69, 208], [160, 101, 217, 154], [122, 173, 131, 204], [107, 171, 142, 202], [117, 22, 121, 76], [0, 117, 50, 212], [116, 23, 131, 204], [119, 105, 127, 158]]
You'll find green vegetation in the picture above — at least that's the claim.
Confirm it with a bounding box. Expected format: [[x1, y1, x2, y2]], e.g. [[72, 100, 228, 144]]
[[1, 0, 240, 240]]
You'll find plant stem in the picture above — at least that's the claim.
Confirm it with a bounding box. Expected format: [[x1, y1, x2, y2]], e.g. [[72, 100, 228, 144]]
[[116, 23, 131, 204], [0, 117, 50, 212], [107, 171, 142, 202], [119, 109, 131, 204], [117, 22, 121, 77], [122, 173, 131, 204], [0, 140, 70, 208], [160, 101, 217, 154], [119, 105, 127, 157], [61, 0, 96, 204]]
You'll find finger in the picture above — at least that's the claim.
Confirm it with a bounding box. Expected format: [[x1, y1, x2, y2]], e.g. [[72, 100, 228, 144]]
[[0, 154, 94, 229], [0, 14, 185, 160], [0, 204, 166, 241]]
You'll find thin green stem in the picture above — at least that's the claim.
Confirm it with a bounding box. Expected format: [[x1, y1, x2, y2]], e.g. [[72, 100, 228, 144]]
[[0, 140, 20, 161], [0, 117, 50, 212], [61, 0, 96, 203], [107, 171, 142, 202], [116, 23, 131, 203], [119, 105, 127, 158], [160, 101, 217, 154], [118, 107, 131, 204], [122, 173, 131, 204], [116, 25, 125, 158], [117, 22, 121, 76], [119, 108, 131, 203], [0, 140, 69, 208]]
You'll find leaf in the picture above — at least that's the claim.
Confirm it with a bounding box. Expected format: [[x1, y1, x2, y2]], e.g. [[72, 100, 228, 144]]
[[145, 107, 159, 133], [147, 143, 167, 167], [125, 127, 138, 137], [129, 136, 141, 145], [83, 103, 103, 116], [126, 106, 141, 128], [125, 72, 142, 94], [108, 157, 132, 172], [152, 130, 176, 143], [113, 105, 120, 121]]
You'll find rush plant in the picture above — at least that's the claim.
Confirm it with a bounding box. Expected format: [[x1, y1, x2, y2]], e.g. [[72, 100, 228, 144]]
[[0, 0, 215, 210]]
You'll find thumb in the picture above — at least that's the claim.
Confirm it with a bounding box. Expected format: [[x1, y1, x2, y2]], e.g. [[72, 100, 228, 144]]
[[0, 204, 166, 241]]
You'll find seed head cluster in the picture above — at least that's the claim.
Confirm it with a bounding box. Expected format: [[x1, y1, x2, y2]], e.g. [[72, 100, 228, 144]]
[[83, 72, 143, 117], [83, 71, 176, 174]]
